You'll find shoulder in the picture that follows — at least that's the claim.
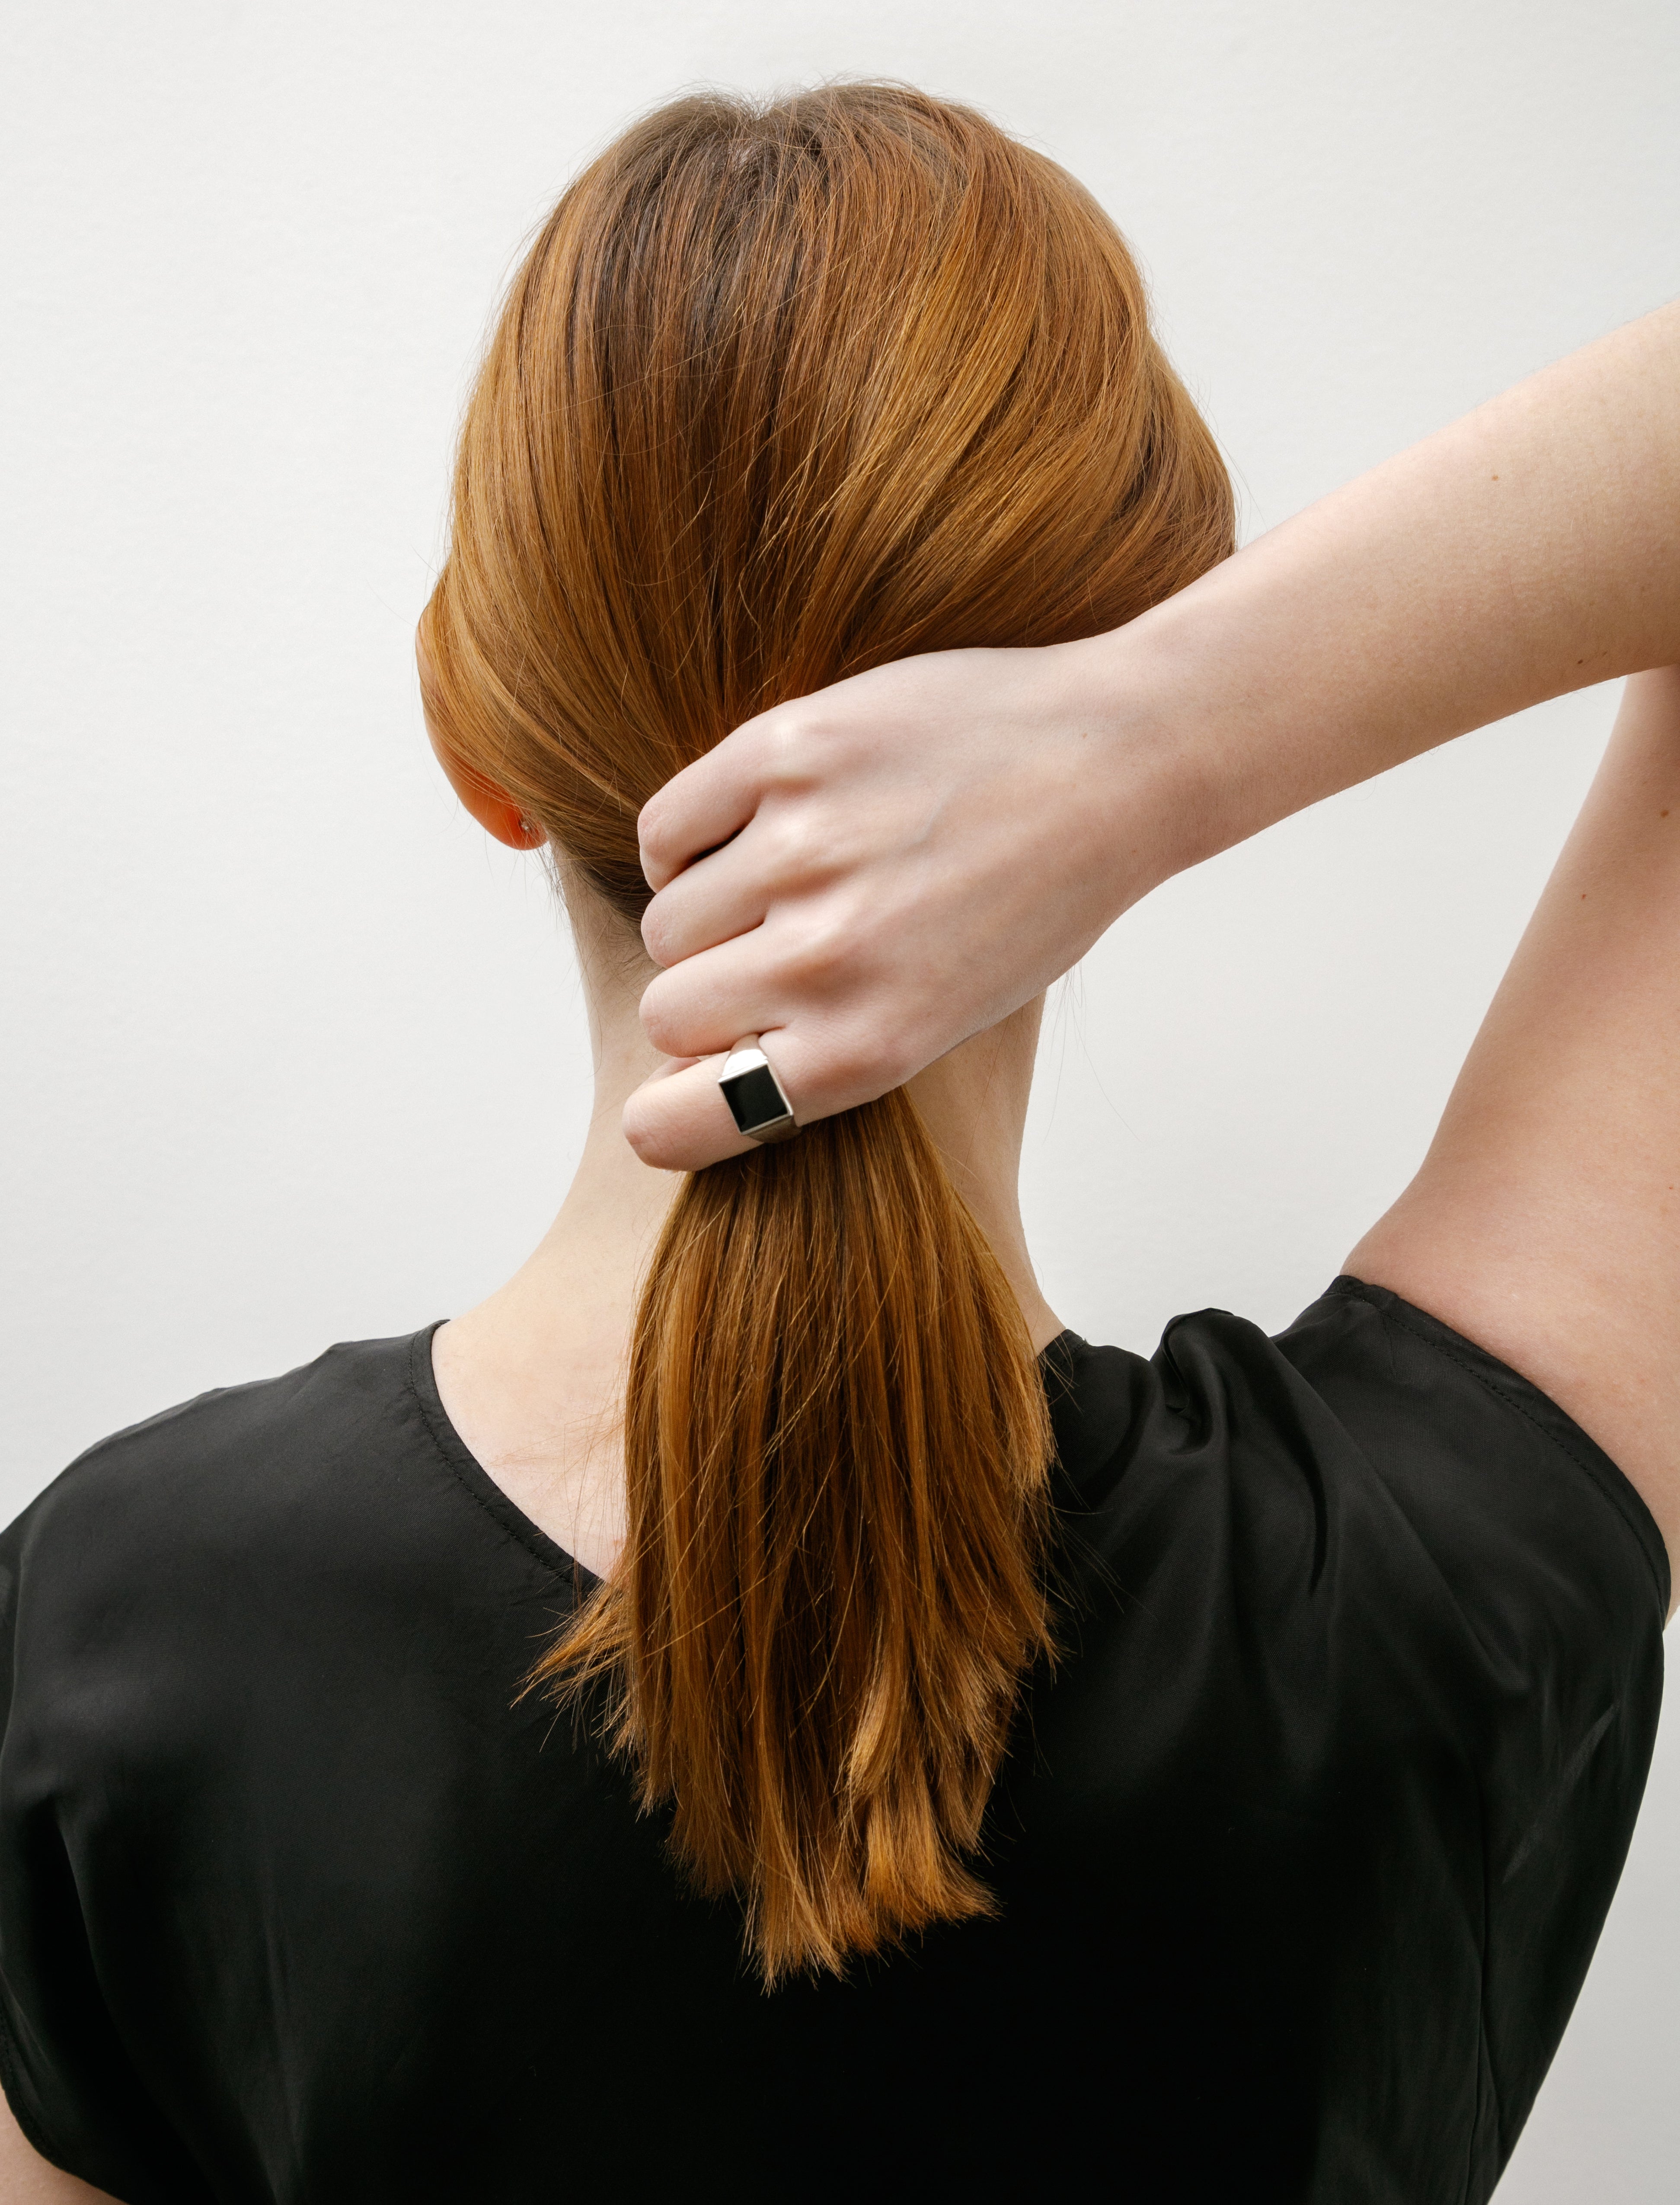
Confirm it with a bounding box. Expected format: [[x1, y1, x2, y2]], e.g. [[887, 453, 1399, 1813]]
[[1057, 1276, 1668, 1645], [0, 1335, 447, 2204], [1054, 1284, 1666, 1876], [0, 1329, 447, 1639], [1278, 1275, 1670, 1623]]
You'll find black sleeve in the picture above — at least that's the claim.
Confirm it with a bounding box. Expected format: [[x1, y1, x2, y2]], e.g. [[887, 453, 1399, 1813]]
[[0, 1470, 217, 2204], [1279, 1276, 1668, 2180]]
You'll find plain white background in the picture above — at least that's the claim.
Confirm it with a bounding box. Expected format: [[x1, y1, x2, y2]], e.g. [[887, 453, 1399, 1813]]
[[3, 1, 1676, 2192]]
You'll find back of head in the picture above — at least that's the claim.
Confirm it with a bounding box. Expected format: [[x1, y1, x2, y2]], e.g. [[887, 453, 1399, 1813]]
[[425, 82, 1233, 1983]]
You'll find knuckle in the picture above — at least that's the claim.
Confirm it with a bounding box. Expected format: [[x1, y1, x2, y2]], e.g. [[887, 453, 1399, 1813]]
[[620, 1103, 656, 1161], [760, 706, 824, 788], [622, 1115, 673, 1170], [793, 1040, 882, 1122], [833, 1009, 918, 1101], [639, 897, 677, 968], [637, 784, 699, 891], [622, 1116, 683, 1175], [635, 827, 668, 888], [637, 980, 685, 1056], [785, 914, 856, 991], [783, 882, 883, 988], [637, 786, 672, 850], [640, 1007, 683, 1059], [766, 811, 823, 884]]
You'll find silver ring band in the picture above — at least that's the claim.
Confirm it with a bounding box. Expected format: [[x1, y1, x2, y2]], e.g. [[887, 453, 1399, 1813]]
[[719, 1036, 800, 1144]]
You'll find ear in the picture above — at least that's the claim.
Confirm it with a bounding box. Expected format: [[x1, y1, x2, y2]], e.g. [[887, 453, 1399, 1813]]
[[427, 729, 548, 850], [416, 617, 546, 850]]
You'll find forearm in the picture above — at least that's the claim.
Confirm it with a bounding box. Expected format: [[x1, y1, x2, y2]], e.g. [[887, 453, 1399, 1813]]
[[1089, 299, 1680, 882], [628, 304, 1680, 1168]]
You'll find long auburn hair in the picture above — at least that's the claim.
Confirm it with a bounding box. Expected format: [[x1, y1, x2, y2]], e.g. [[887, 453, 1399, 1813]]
[[424, 83, 1233, 1983]]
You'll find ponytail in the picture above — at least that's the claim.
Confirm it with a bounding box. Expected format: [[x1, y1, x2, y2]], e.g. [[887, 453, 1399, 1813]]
[[532, 1092, 1054, 1981], [427, 82, 1234, 1983]]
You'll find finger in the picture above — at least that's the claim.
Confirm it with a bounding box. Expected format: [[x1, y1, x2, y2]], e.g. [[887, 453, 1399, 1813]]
[[624, 1023, 872, 1173], [622, 1055, 759, 1172], [640, 828, 775, 968], [636, 926, 798, 1063], [637, 715, 781, 892]]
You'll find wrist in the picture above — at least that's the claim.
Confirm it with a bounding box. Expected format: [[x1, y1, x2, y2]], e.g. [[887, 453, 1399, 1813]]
[[1053, 604, 1246, 916]]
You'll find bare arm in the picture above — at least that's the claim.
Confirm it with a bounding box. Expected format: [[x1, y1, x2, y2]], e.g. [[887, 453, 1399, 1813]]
[[0, 2095, 121, 2203], [629, 302, 1680, 1168], [1127, 301, 1680, 866], [1350, 667, 1680, 1614]]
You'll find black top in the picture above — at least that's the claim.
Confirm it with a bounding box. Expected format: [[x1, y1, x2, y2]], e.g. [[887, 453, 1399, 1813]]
[[0, 1278, 1666, 2205]]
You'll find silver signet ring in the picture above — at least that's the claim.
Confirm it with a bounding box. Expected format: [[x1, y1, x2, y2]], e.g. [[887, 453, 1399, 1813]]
[[719, 1036, 800, 1144]]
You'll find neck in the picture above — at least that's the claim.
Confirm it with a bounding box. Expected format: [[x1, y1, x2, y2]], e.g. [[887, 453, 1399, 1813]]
[[431, 924, 1058, 1573]]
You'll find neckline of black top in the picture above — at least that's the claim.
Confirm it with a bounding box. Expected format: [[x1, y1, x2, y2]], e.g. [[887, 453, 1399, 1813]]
[[405, 1317, 1105, 1595], [404, 1276, 1670, 1616]]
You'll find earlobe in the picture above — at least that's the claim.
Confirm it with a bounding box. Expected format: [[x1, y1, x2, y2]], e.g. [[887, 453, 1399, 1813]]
[[477, 795, 548, 851], [426, 725, 547, 850]]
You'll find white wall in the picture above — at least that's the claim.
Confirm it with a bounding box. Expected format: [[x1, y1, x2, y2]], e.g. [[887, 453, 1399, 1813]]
[[3, 2, 1675, 2192]]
